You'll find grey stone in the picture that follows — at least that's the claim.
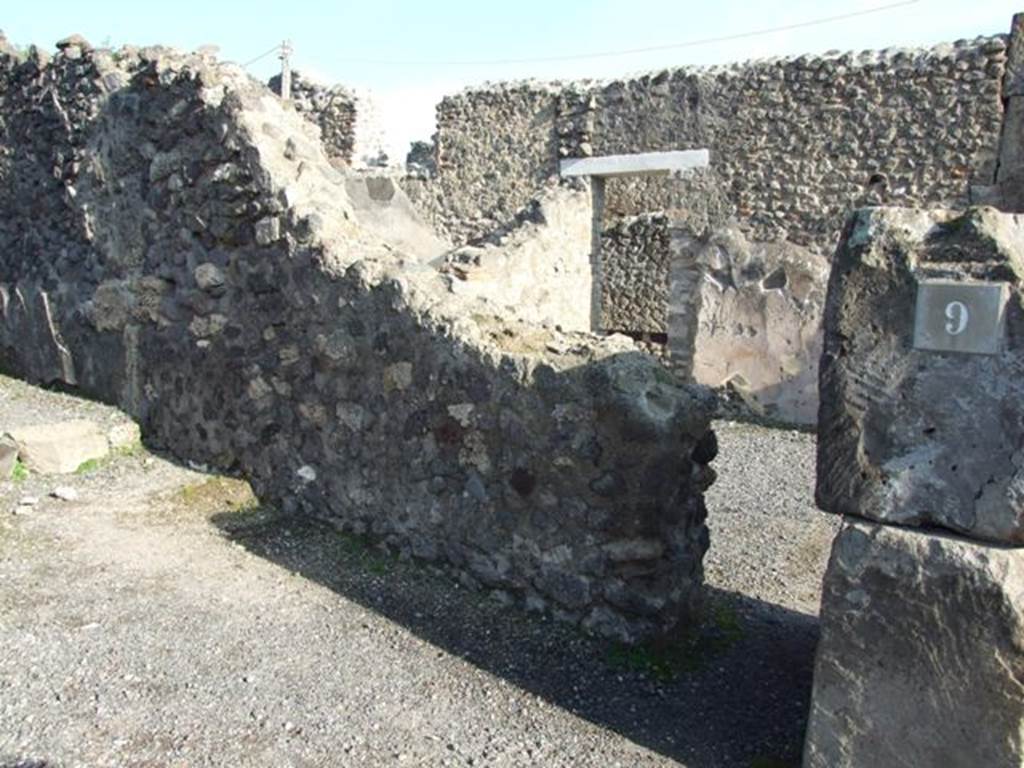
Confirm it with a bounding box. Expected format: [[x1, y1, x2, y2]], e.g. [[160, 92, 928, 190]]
[[804, 521, 1024, 768], [998, 94, 1024, 211], [582, 606, 633, 643], [603, 538, 664, 562], [467, 551, 510, 587], [107, 422, 142, 452], [538, 567, 591, 610], [1, 286, 77, 387], [194, 263, 225, 292], [408, 34, 1006, 255], [589, 471, 624, 497], [817, 207, 1024, 544], [51, 486, 80, 501], [254, 216, 280, 246], [603, 579, 666, 616], [7, 421, 109, 475], [1004, 12, 1024, 97], [464, 472, 488, 504], [0, 437, 17, 479], [382, 362, 413, 392]]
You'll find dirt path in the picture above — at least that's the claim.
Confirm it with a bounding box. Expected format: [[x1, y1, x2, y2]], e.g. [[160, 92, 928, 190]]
[[0, 376, 836, 767]]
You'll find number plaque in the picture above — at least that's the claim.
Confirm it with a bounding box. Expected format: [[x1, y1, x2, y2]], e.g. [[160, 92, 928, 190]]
[[913, 279, 1008, 356]]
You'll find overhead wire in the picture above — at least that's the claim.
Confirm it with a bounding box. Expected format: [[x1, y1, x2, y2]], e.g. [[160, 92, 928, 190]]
[[242, 43, 283, 68], [312, 0, 921, 67]]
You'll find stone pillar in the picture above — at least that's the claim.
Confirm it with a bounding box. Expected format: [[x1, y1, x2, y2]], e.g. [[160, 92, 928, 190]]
[[589, 176, 606, 332], [666, 224, 703, 378], [997, 13, 1024, 210], [804, 206, 1024, 767]]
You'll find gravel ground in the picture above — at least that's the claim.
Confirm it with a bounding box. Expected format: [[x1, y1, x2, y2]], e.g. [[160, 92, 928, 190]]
[[0, 375, 840, 768], [704, 422, 842, 618]]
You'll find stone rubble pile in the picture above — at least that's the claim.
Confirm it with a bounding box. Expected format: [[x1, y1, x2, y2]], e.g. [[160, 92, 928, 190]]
[[804, 205, 1024, 766]]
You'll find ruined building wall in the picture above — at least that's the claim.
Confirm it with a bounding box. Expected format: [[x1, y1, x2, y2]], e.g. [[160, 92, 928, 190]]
[[591, 39, 1007, 248], [0, 38, 716, 643], [403, 83, 562, 245], [440, 181, 596, 332], [419, 36, 1007, 254], [600, 213, 670, 335], [668, 225, 829, 426], [996, 13, 1024, 209], [402, 31, 1013, 426], [412, 34, 1009, 310], [269, 70, 357, 165]]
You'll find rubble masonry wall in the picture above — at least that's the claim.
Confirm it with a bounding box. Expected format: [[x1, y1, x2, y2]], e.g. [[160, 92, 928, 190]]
[[0, 38, 717, 643]]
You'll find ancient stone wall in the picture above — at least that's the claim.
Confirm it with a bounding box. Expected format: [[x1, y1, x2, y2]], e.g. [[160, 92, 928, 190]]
[[416, 35, 1009, 253], [0, 37, 717, 643], [593, 40, 1007, 249], [996, 13, 1024, 209], [403, 83, 562, 245], [599, 213, 670, 334], [269, 70, 357, 165], [401, 31, 1014, 427]]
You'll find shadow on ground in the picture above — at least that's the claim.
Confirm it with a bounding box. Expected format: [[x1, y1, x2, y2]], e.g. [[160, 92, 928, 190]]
[[205, 499, 816, 768]]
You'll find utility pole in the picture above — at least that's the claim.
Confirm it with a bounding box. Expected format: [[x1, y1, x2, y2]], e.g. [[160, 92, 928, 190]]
[[279, 39, 293, 101]]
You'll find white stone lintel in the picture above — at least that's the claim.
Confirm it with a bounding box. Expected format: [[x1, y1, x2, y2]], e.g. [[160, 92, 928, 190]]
[[559, 149, 710, 178]]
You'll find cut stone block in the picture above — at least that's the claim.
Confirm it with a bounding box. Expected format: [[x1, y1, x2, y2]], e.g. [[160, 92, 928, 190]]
[[817, 206, 1024, 544], [559, 149, 709, 178], [7, 420, 109, 475], [804, 521, 1024, 768]]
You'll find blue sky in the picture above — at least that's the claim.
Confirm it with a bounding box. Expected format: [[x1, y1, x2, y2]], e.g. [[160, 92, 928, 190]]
[[4, 0, 1021, 158]]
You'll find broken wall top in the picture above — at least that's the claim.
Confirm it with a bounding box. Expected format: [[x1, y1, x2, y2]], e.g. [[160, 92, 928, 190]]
[[0, 39, 718, 642]]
